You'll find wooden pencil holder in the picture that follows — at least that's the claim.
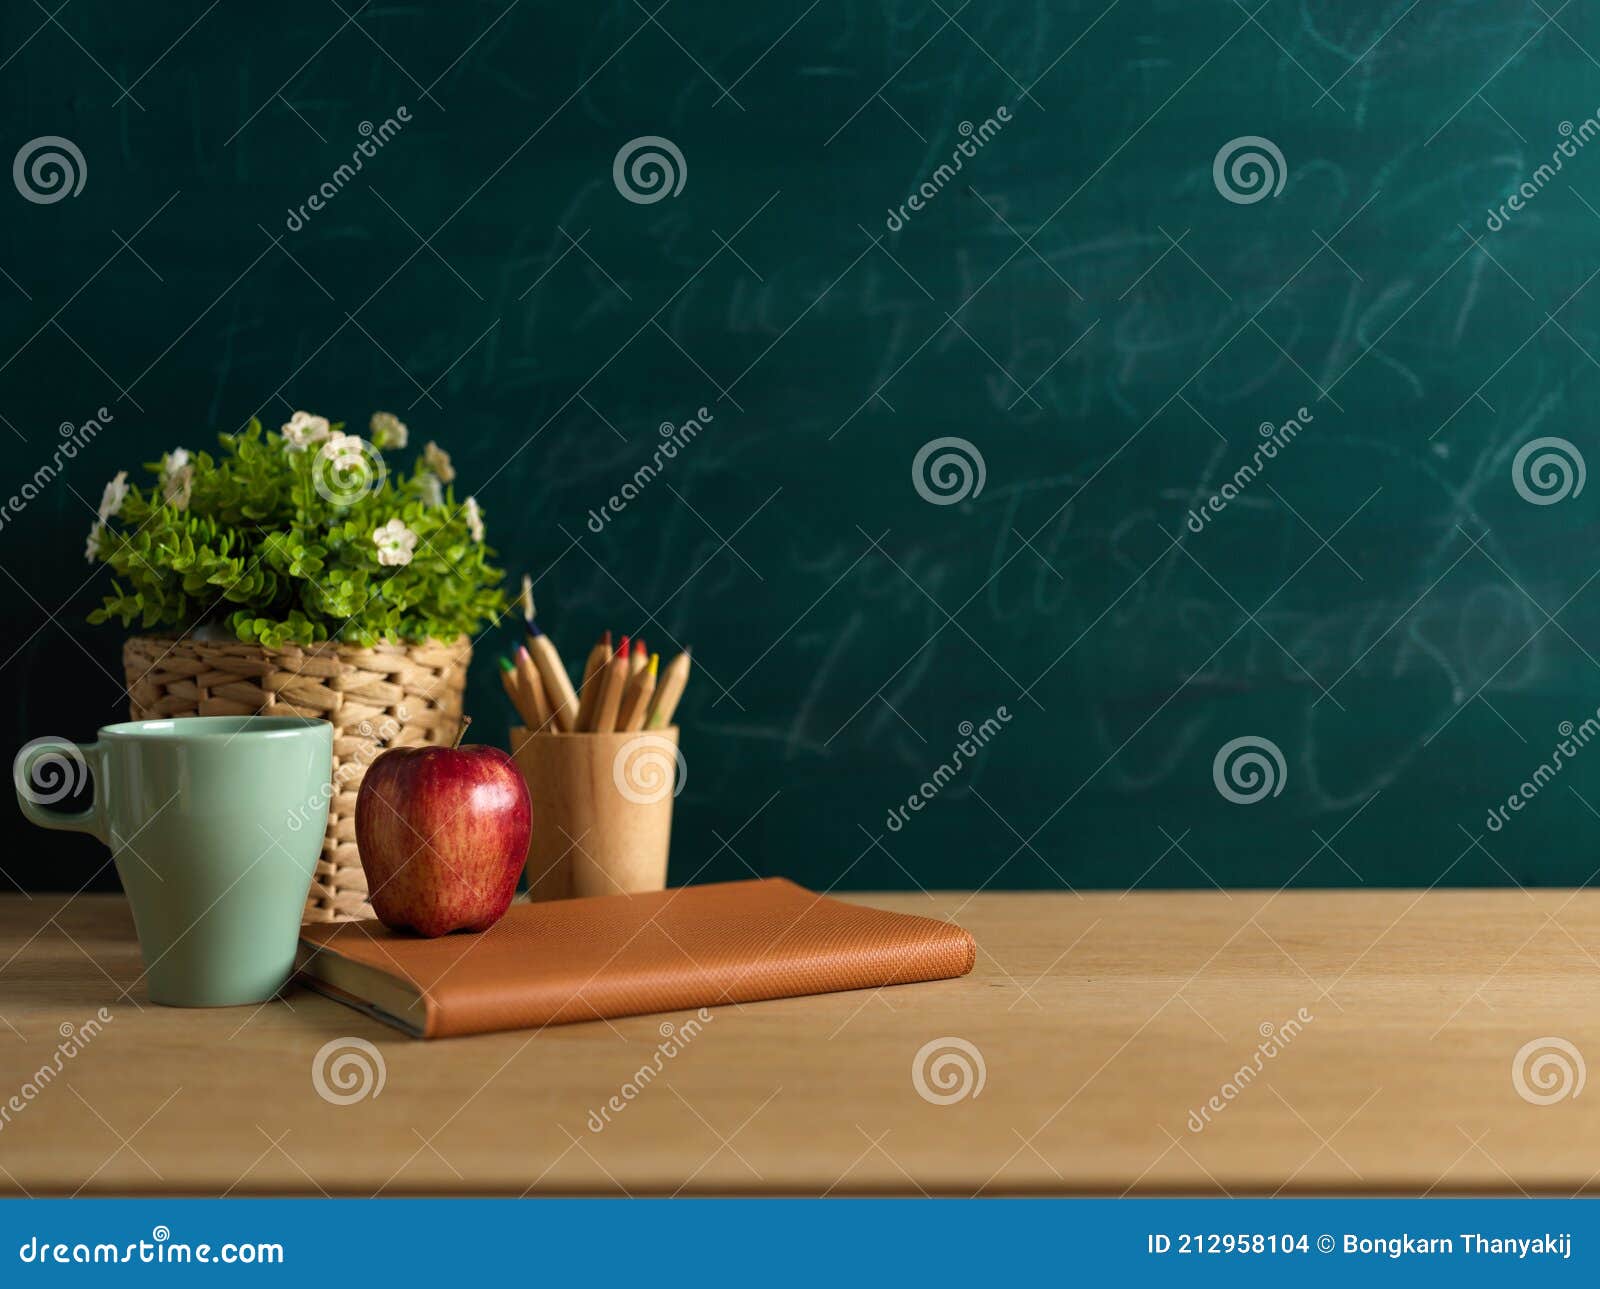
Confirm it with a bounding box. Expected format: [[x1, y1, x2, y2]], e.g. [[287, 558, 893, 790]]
[[509, 726, 680, 901]]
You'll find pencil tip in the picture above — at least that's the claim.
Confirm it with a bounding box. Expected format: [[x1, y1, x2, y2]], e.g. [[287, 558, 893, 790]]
[[515, 644, 530, 660], [600, 629, 612, 648], [617, 635, 630, 657], [497, 656, 514, 672]]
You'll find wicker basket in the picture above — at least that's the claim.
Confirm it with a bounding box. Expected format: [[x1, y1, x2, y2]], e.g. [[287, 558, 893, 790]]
[[121, 634, 471, 922]]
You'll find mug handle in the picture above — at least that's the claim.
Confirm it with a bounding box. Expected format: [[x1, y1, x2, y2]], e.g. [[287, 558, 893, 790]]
[[13, 739, 106, 843]]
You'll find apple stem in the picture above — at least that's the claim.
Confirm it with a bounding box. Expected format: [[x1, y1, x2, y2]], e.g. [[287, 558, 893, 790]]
[[453, 715, 472, 749]]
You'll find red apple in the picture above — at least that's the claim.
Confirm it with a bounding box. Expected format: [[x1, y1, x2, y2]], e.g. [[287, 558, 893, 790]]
[[355, 726, 531, 937]]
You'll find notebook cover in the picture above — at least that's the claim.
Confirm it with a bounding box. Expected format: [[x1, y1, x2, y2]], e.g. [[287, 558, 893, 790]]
[[297, 877, 976, 1038]]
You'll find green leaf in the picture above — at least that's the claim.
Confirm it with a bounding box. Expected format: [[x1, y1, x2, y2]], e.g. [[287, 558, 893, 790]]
[[88, 415, 506, 644]]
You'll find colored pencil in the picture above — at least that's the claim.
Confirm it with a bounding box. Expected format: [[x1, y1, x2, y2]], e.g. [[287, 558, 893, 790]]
[[518, 576, 580, 732], [630, 637, 647, 678], [526, 630, 579, 732], [582, 630, 611, 690], [591, 637, 630, 733], [573, 630, 612, 733], [647, 649, 691, 729], [498, 656, 535, 727], [513, 645, 554, 730], [619, 653, 658, 733]]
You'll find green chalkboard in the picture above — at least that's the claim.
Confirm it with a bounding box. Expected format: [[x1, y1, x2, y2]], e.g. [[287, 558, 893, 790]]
[[6, 1, 1600, 893]]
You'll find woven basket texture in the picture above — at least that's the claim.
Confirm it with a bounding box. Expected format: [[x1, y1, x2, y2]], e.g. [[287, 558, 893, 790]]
[[122, 634, 470, 922]]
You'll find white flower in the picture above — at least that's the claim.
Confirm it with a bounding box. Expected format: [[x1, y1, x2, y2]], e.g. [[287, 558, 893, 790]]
[[163, 467, 193, 510], [86, 470, 127, 561], [372, 517, 419, 567], [160, 449, 193, 509], [463, 496, 484, 543], [369, 411, 408, 450], [281, 410, 331, 450], [97, 470, 128, 521], [419, 472, 443, 508], [320, 431, 366, 466], [422, 440, 455, 483]]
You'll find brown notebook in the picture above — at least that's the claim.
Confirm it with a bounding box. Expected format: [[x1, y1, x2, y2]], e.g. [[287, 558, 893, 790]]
[[295, 878, 976, 1038]]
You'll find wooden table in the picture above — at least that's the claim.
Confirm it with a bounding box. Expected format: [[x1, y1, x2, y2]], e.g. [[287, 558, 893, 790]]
[[2, 889, 1597, 1196]]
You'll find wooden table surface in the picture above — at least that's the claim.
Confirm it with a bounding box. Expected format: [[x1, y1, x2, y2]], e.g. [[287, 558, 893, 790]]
[[2, 888, 1597, 1196]]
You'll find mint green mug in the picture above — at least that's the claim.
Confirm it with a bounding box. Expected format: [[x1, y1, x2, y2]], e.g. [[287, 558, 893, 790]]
[[13, 716, 333, 1007]]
